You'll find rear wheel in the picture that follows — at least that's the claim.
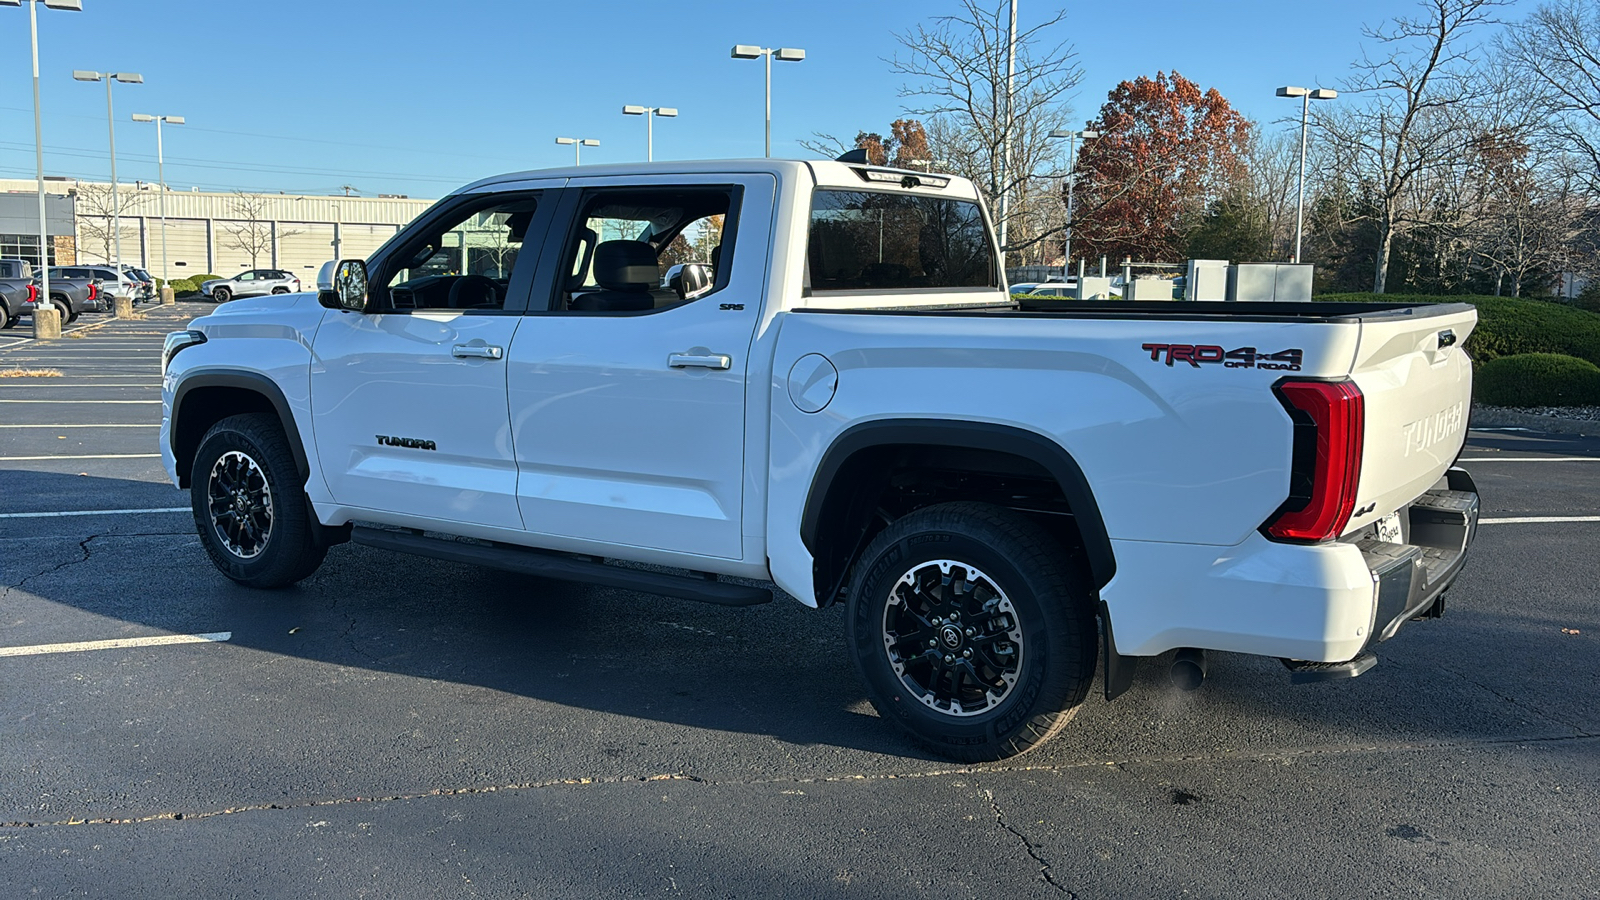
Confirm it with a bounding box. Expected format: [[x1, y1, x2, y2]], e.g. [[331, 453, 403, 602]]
[[212, 287, 232, 303], [51, 300, 73, 323], [190, 413, 326, 588], [271, 286, 290, 294], [845, 501, 1097, 762], [1, 310, 14, 329]]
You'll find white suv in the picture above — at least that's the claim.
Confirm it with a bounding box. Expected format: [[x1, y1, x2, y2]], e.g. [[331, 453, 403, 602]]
[[201, 269, 302, 303]]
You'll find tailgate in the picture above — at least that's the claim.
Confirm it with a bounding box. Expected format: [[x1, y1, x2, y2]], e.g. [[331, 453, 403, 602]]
[[1346, 304, 1477, 532]]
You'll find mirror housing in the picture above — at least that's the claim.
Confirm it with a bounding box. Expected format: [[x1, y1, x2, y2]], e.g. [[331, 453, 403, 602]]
[[319, 260, 369, 312]]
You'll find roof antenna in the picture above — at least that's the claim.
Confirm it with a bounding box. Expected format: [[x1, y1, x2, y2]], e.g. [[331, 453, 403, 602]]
[[836, 148, 870, 164]]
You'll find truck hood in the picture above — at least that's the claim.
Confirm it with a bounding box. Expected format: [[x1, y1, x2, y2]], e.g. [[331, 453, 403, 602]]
[[200, 290, 316, 317]]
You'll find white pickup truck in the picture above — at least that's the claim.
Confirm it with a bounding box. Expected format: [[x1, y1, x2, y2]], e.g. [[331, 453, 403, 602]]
[[161, 157, 1480, 760]]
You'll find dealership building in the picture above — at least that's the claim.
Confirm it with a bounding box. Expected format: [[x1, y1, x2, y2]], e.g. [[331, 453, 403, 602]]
[[0, 178, 435, 281]]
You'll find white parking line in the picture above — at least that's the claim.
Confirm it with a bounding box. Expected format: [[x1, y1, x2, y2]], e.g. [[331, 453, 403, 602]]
[[0, 424, 157, 428], [1459, 457, 1600, 463], [0, 399, 161, 404], [1480, 515, 1600, 524], [0, 631, 230, 658], [0, 453, 160, 460], [0, 506, 187, 519]]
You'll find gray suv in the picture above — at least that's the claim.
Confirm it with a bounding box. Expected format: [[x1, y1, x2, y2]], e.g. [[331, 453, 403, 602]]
[[201, 269, 302, 303]]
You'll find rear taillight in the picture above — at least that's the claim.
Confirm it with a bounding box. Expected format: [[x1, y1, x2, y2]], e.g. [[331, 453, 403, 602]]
[[26, 284, 37, 303], [87, 283, 98, 300], [1263, 379, 1365, 543]]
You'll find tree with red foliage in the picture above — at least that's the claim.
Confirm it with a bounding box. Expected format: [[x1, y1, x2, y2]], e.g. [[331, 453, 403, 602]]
[[1072, 72, 1252, 264]]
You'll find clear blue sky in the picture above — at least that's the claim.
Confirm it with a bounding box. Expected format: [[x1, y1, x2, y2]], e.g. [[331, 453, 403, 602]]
[[0, 0, 1515, 200]]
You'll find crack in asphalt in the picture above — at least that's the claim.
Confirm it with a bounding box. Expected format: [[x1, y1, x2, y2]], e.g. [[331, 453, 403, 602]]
[[3, 731, 1593, 830], [1435, 663, 1593, 736], [0, 533, 99, 603], [984, 787, 1078, 897]]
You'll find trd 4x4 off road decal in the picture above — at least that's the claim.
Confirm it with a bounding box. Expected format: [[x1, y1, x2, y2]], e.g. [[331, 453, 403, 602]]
[[1141, 343, 1303, 371]]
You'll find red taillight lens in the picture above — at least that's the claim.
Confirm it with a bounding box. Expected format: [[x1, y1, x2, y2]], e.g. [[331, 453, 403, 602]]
[[1264, 380, 1365, 543], [87, 283, 98, 300], [27, 284, 37, 302]]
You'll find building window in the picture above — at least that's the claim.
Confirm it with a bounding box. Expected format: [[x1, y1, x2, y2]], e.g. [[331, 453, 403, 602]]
[[0, 234, 58, 268]]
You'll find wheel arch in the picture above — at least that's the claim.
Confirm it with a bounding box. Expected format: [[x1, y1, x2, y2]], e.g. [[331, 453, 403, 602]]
[[800, 419, 1117, 606], [171, 369, 309, 489]]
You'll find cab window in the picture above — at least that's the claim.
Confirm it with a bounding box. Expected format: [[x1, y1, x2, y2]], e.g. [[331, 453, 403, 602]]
[[548, 186, 735, 313], [380, 195, 540, 311]]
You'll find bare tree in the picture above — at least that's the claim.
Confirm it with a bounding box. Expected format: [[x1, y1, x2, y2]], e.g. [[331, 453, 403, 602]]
[[888, 0, 1081, 259], [1317, 0, 1511, 293], [71, 182, 148, 265], [1502, 1, 1600, 191], [221, 193, 301, 268]]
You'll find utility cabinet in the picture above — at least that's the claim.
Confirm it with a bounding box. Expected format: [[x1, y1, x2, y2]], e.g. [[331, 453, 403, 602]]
[[1227, 263, 1313, 302]]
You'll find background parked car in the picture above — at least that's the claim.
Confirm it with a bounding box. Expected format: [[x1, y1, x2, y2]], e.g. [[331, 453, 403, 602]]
[[120, 265, 155, 302], [50, 265, 141, 303], [201, 269, 302, 302]]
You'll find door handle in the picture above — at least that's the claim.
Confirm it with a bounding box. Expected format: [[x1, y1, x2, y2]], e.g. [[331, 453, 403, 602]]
[[452, 344, 504, 360], [668, 352, 731, 370]]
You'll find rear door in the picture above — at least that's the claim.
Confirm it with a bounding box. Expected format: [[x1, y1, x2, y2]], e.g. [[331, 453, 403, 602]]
[[504, 175, 774, 560], [1347, 304, 1478, 523], [310, 185, 558, 529]]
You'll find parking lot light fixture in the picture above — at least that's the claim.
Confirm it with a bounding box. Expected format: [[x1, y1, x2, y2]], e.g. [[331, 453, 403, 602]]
[[2, 0, 86, 311], [1277, 85, 1338, 264], [1048, 128, 1098, 282], [132, 113, 184, 285], [74, 70, 142, 274], [622, 105, 678, 162], [555, 137, 600, 166], [731, 45, 806, 157]]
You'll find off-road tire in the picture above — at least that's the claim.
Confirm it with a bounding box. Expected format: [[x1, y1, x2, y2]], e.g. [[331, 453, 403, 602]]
[[845, 501, 1097, 762], [190, 413, 326, 588]]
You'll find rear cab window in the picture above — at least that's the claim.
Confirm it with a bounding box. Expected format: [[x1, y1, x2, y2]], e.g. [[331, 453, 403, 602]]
[[802, 167, 1003, 310]]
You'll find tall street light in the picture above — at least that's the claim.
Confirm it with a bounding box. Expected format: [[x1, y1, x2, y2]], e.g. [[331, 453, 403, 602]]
[[2, 0, 85, 311], [73, 70, 141, 272], [555, 137, 599, 166], [1276, 85, 1337, 264], [131, 113, 184, 286], [731, 45, 805, 158], [622, 105, 677, 162], [1048, 128, 1098, 282]]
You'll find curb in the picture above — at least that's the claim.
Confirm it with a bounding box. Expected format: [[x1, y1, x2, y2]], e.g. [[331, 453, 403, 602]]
[[1471, 405, 1597, 437]]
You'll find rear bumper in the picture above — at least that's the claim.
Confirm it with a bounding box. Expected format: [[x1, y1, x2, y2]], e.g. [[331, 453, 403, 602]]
[[1358, 468, 1479, 647], [1101, 469, 1480, 664]]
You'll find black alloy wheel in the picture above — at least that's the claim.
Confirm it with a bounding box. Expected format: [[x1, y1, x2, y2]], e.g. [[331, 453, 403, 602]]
[[190, 413, 327, 587], [212, 287, 232, 303], [846, 501, 1097, 762]]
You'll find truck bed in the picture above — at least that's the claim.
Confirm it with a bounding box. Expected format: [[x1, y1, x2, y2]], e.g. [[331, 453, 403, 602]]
[[794, 299, 1475, 323]]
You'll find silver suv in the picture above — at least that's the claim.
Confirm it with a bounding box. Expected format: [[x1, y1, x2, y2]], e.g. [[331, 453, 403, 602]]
[[201, 269, 302, 303]]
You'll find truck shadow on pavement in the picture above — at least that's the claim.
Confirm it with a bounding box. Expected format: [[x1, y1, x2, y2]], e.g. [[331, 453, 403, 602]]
[[7, 470, 1592, 764]]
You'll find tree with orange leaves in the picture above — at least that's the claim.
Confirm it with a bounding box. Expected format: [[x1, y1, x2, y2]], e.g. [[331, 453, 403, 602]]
[[1072, 72, 1252, 264]]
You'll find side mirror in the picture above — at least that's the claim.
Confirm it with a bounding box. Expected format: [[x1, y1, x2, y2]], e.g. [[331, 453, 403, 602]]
[[320, 260, 369, 312]]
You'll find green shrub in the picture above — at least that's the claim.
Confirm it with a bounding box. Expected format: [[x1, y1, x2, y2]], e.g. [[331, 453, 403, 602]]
[[1316, 293, 1600, 369], [168, 278, 198, 295], [1475, 353, 1600, 407], [193, 273, 221, 285], [1574, 280, 1600, 315]]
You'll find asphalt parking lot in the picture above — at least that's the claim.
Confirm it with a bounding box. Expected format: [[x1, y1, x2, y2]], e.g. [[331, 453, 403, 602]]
[[1, 307, 1596, 899]]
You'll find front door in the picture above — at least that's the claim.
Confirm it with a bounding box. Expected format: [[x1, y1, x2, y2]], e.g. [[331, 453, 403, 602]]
[[310, 187, 554, 529], [506, 176, 774, 560]]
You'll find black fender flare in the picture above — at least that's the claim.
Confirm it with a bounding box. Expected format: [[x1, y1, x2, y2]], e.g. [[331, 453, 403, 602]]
[[801, 419, 1117, 591], [170, 368, 311, 486]]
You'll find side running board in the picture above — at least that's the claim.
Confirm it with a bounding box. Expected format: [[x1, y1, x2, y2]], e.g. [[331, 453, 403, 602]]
[[350, 526, 773, 607]]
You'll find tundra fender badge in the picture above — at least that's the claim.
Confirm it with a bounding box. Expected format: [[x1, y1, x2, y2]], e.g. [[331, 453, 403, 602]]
[[376, 435, 437, 451]]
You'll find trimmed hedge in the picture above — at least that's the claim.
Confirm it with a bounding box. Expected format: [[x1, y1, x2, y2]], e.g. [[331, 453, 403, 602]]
[[1475, 353, 1600, 408], [1317, 293, 1600, 369]]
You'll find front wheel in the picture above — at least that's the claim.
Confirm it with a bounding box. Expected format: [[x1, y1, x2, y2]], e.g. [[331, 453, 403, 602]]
[[190, 413, 326, 588], [212, 287, 232, 303], [845, 501, 1097, 762]]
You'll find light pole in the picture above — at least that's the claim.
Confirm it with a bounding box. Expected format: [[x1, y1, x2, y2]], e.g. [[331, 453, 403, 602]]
[[997, 0, 1016, 268], [555, 137, 599, 166], [73, 70, 141, 272], [622, 105, 678, 162], [1048, 128, 1098, 281], [731, 45, 805, 158], [2, 0, 85, 310], [1275, 85, 1337, 264], [131, 113, 184, 287]]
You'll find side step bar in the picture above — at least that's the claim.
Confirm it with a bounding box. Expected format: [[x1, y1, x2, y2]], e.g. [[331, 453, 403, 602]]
[[350, 526, 773, 607]]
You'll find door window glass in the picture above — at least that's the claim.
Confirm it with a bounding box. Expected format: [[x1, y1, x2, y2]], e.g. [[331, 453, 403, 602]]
[[383, 197, 539, 311], [550, 187, 735, 313]]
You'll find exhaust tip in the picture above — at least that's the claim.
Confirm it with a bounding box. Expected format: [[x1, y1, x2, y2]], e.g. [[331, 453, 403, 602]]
[[1170, 648, 1207, 691]]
